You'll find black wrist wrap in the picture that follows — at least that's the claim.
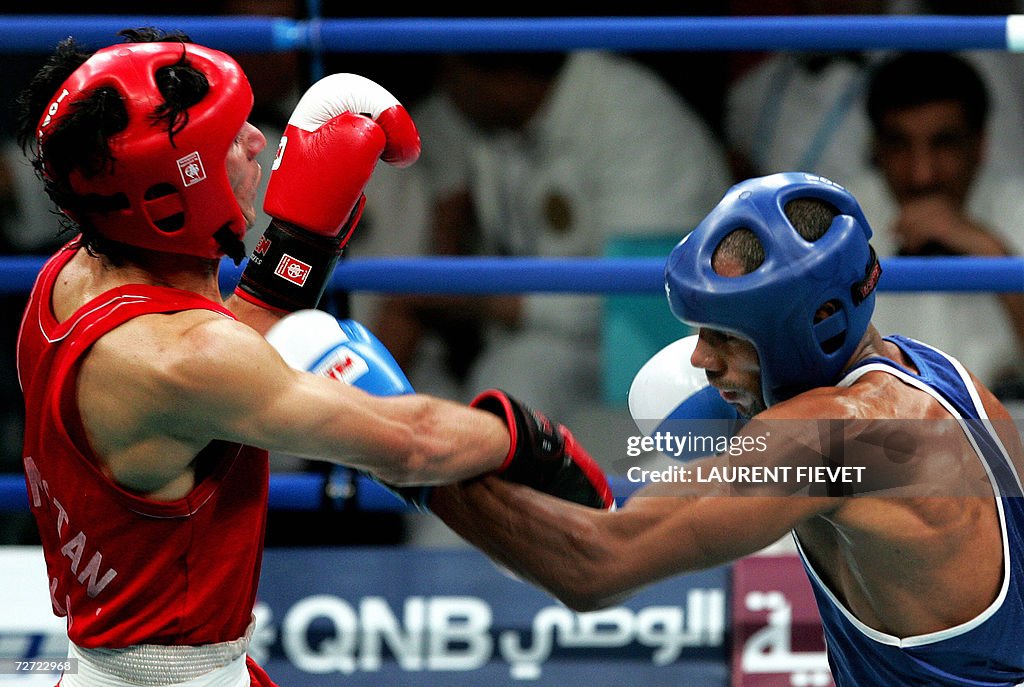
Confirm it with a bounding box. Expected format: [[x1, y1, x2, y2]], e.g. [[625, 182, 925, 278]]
[[473, 392, 566, 483], [236, 220, 343, 312]]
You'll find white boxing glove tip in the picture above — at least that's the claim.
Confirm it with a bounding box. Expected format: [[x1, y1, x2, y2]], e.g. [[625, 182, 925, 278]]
[[265, 309, 348, 371], [628, 335, 741, 445], [288, 73, 401, 132], [265, 310, 414, 396], [628, 335, 706, 424]]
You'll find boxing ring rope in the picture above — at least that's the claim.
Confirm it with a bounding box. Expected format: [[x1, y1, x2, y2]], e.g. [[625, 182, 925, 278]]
[[4, 15, 1024, 53], [0, 255, 1022, 296], [3, 12, 1024, 513]]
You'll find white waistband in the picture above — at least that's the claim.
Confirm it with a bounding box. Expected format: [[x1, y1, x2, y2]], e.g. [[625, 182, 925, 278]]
[[61, 622, 253, 687]]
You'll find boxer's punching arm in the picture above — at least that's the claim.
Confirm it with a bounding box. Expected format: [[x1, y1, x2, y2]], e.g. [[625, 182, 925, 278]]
[[172, 311, 508, 485], [264, 311, 613, 510], [429, 440, 839, 612]]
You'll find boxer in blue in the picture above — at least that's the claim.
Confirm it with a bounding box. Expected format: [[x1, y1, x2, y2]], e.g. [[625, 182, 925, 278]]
[[427, 172, 1024, 687]]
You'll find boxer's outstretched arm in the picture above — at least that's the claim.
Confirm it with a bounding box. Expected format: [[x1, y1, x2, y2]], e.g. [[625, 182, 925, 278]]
[[427, 381, 861, 611], [132, 311, 508, 486], [429, 461, 836, 612], [129, 307, 610, 505], [260, 310, 613, 511]]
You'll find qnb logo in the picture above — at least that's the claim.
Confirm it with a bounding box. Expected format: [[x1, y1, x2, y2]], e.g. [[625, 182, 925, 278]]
[[177, 151, 207, 187], [250, 590, 726, 680], [274, 254, 312, 287]]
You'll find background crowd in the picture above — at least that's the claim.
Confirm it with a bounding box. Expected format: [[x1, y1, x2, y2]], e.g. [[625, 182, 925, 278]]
[[3, 0, 1024, 546]]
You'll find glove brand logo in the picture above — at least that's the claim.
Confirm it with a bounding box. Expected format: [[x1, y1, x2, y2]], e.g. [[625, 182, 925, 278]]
[[253, 235, 271, 256], [176, 151, 207, 187], [274, 254, 312, 286], [802, 172, 844, 189], [37, 87, 71, 138], [272, 135, 288, 171], [315, 350, 370, 385]]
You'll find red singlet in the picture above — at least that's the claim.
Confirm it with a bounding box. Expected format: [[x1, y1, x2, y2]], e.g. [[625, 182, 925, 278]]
[[17, 240, 269, 650]]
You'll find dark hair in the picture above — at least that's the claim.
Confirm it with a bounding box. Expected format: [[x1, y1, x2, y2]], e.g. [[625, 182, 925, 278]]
[[14, 27, 207, 262], [865, 51, 989, 133], [713, 198, 839, 275], [713, 197, 847, 349]]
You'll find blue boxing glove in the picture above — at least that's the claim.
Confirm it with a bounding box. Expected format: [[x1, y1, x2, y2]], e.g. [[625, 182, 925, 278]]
[[265, 309, 431, 509], [628, 335, 743, 461], [266, 308, 414, 396]]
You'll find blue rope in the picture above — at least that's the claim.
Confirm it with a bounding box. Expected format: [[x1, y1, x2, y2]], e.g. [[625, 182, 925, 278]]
[[0, 15, 1012, 54], [0, 255, 1021, 296]]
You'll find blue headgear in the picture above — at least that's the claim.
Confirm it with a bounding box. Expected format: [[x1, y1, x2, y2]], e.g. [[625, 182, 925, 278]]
[[664, 173, 881, 407]]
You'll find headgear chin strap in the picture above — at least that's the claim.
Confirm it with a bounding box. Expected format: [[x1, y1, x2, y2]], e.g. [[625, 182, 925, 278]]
[[665, 172, 881, 407], [37, 41, 254, 259]]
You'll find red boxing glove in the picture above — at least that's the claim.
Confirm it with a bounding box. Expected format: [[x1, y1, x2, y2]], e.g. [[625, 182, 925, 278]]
[[266, 73, 420, 238], [236, 73, 420, 312], [471, 390, 615, 510]]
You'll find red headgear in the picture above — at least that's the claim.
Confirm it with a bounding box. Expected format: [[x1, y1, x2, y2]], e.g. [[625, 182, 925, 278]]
[[36, 41, 254, 259]]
